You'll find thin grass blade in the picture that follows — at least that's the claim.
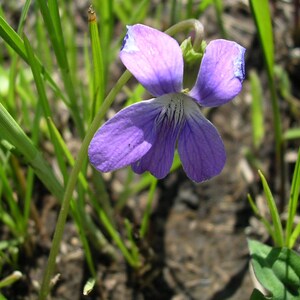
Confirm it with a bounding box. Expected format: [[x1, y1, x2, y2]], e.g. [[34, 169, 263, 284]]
[[247, 194, 276, 242], [88, 7, 105, 120], [140, 177, 157, 238], [250, 70, 264, 148], [249, 0, 274, 77], [37, 0, 84, 137], [250, 0, 283, 179], [0, 16, 67, 103], [258, 170, 284, 247], [0, 102, 63, 201], [286, 148, 300, 247], [23, 35, 69, 185]]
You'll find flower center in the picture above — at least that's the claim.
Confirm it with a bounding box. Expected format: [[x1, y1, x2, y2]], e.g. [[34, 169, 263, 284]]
[[155, 93, 185, 131]]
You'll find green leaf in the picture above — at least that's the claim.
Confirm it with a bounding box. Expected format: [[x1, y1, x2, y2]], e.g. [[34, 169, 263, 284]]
[[250, 288, 269, 300], [248, 239, 300, 300]]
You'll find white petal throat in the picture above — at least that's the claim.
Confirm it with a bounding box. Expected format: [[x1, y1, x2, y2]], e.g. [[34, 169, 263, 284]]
[[155, 93, 200, 134]]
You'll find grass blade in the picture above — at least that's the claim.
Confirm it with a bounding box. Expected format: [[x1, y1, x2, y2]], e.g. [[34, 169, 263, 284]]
[[250, 0, 284, 207], [0, 102, 63, 201], [37, 0, 84, 137], [0, 16, 67, 103], [47, 118, 89, 190], [7, 0, 32, 110], [247, 194, 275, 241], [290, 222, 300, 248], [250, 70, 264, 148], [249, 0, 274, 77], [286, 148, 300, 247], [24, 35, 70, 185], [140, 177, 157, 238], [88, 6, 105, 120], [258, 170, 284, 247]]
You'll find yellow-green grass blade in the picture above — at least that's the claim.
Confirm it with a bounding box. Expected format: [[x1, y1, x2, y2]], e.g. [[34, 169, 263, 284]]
[[259, 170, 284, 247]]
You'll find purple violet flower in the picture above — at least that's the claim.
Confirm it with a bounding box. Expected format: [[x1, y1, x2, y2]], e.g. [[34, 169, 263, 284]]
[[88, 24, 245, 183]]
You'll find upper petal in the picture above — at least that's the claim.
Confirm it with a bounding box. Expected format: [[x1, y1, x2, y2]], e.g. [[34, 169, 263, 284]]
[[120, 24, 183, 97], [131, 93, 185, 178], [189, 39, 245, 107], [88, 99, 162, 173], [177, 103, 226, 183]]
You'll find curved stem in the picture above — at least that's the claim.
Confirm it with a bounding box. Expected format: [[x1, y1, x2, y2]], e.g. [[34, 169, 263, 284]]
[[166, 19, 204, 51]]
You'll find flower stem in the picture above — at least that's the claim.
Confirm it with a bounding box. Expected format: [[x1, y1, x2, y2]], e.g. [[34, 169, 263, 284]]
[[140, 177, 157, 238], [166, 19, 204, 51], [38, 70, 131, 300]]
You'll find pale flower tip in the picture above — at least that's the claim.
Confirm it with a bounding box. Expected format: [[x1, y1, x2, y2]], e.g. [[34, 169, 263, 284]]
[[121, 25, 139, 53], [234, 44, 246, 82], [189, 39, 246, 107]]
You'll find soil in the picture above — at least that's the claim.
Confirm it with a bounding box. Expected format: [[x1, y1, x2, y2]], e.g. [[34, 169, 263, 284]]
[[1, 0, 300, 299]]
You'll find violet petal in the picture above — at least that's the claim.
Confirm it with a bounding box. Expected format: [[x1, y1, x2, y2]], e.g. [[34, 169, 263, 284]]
[[88, 99, 162, 173], [189, 39, 245, 107], [177, 107, 226, 182], [120, 24, 183, 97]]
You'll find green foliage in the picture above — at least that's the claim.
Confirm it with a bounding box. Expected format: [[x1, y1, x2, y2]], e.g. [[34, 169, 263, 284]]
[[248, 240, 300, 300], [249, 0, 274, 77], [88, 8, 105, 120], [250, 70, 264, 148], [180, 37, 206, 66], [258, 170, 284, 247], [249, 150, 300, 298], [250, 288, 270, 300], [249, 149, 300, 249], [181, 37, 206, 88], [285, 149, 300, 248], [249, 0, 282, 164]]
